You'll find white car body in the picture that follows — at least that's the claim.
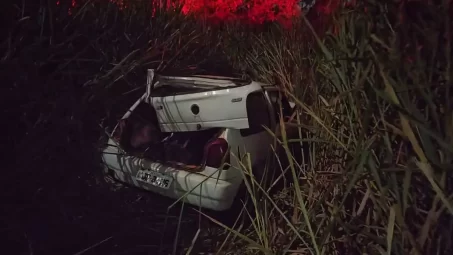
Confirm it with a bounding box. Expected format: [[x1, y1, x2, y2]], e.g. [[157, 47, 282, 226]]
[[101, 69, 285, 211]]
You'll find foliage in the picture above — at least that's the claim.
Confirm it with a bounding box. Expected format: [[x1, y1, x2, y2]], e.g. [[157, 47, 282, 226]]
[[214, 0, 453, 254], [65, 0, 354, 27], [4, 0, 453, 254]]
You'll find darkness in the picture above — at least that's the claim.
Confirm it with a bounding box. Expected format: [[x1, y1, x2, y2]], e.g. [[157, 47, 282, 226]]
[[4, 0, 453, 254], [1, 0, 334, 254], [1, 1, 245, 254]]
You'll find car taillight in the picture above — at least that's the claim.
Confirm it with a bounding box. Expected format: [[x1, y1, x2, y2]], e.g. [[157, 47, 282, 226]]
[[203, 138, 230, 169]]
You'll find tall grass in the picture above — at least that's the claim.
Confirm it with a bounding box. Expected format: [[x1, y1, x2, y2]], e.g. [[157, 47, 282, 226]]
[[211, 1, 453, 254], [5, 0, 453, 254]]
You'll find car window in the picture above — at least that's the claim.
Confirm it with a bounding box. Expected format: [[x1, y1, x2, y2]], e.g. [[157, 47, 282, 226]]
[[240, 91, 271, 137]]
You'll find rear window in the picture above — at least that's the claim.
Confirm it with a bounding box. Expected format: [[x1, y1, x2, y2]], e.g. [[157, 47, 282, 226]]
[[240, 91, 271, 137]]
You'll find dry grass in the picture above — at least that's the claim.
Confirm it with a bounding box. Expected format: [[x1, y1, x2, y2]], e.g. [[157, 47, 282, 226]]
[[4, 0, 453, 254], [209, 1, 453, 255]]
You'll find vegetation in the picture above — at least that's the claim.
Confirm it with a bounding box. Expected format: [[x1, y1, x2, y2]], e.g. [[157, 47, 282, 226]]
[[221, 1, 453, 254], [4, 0, 452, 254]]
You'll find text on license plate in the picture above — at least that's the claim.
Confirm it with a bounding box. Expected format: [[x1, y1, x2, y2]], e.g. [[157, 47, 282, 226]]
[[136, 170, 173, 189]]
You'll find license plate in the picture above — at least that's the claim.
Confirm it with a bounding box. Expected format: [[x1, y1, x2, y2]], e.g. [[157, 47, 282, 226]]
[[136, 170, 173, 189]]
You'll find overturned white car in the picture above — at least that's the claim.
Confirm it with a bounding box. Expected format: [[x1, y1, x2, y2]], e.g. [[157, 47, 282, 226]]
[[101, 69, 293, 211]]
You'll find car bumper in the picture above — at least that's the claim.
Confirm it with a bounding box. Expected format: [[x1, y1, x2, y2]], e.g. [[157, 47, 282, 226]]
[[101, 143, 241, 211]]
